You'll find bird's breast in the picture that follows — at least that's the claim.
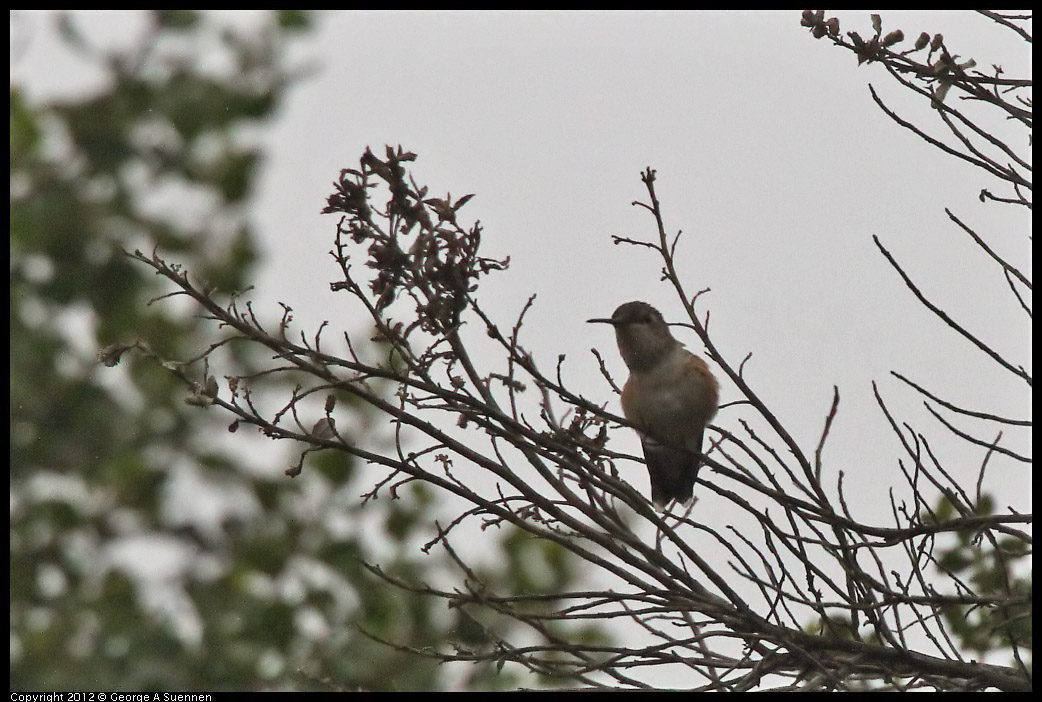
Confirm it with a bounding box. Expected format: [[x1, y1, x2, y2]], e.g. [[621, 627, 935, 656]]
[[621, 350, 718, 446]]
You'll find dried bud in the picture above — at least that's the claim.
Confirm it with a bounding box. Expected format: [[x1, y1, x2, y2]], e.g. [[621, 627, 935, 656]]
[[882, 29, 904, 47], [204, 375, 218, 399], [183, 375, 218, 408], [870, 14, 882, 36], [801, 9, 816, 27], [854, 34, 880, 65], [423, 196, 457, 224], [812, 23, 827, 38], [97, 342, 132, 367], [914, 32, 929, 51], [324, 394, 337, 413], [825, 17, 840, 36], [930, 33, 943, 52], [184, 391, 214, 408], [452, 193, 475, 212], [311, 417, 337, 441], [931, 81, 952, 107]]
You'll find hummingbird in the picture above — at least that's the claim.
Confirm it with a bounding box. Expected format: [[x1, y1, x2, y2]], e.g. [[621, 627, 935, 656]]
[[588, 301, 719, 506]]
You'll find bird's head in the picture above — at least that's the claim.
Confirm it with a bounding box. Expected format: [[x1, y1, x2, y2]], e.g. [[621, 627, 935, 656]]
[[588, 301, 677, 371]]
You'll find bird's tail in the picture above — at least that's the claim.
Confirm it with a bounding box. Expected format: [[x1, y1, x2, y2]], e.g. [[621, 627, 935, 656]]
[[641, 431, 704, 507]]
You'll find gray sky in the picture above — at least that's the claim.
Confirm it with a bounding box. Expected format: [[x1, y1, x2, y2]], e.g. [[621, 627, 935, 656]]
[[12, 10, 1032, 687], [250, 9, 1030, 507]]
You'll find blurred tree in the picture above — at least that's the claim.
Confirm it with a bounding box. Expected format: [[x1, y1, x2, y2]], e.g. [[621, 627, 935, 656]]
[[10, 10, 595, 691]]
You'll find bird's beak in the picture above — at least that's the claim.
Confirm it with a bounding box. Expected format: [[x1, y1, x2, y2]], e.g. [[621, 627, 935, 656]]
[[586, 317, 616, 325]]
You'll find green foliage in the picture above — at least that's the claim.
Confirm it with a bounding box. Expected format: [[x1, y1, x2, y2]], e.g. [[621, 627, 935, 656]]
[[927, 496, 1032, 661], [11, 9, 309, 689]]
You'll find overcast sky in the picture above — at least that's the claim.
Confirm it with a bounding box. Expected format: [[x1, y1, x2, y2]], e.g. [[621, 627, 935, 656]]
[[12, 10, 1032, 687], [256, 11, 1024, 510]]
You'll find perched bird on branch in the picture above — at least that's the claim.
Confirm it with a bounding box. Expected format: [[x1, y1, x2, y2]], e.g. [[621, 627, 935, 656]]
[[588, 301, 719, 507]]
